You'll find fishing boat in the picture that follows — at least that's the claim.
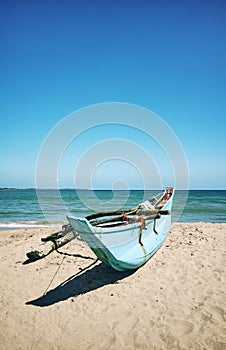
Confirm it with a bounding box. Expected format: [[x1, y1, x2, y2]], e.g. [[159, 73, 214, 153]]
[[67, 187, 174, 271]]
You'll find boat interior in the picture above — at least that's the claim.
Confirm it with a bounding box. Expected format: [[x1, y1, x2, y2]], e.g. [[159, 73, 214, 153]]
[[86, 188, 173, 229]]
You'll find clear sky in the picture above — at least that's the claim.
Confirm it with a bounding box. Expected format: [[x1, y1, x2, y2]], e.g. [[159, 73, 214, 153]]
[[1, 0, 226, 189]]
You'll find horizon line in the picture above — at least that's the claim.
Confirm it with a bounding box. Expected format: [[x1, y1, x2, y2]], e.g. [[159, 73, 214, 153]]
[[0, 187, 225, 191]]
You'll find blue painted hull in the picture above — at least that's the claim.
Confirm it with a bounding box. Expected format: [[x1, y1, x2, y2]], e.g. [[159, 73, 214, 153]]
[[67, 189, 174, 271]]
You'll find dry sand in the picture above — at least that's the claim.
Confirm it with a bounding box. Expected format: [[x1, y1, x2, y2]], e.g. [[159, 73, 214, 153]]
[[0, 222, 225, 350]]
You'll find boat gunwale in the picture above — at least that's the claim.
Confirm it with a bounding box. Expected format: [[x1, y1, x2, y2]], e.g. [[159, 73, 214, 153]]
[[85, 187, 174, 233]]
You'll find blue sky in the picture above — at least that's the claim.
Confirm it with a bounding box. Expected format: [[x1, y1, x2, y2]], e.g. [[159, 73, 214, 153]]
[[1, 0, 226, 189]]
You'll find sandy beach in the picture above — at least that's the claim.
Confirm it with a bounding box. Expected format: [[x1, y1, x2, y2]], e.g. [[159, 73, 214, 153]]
[[0, 222, 225, 350]]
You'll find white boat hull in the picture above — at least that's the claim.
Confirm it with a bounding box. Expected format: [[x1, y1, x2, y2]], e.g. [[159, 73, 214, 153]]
[[67, 189, 174, 271]]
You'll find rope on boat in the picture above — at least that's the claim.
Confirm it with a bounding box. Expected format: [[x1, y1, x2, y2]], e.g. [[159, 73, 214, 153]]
[[138, 216, 145, 246], [86, 188, 172, 245], [153, 217, 159, 235]]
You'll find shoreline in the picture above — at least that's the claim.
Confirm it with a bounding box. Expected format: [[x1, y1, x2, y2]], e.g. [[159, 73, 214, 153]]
[[0, 219, 225, 231], [0, 221, 64, 230], [0, 222, 225, 349]]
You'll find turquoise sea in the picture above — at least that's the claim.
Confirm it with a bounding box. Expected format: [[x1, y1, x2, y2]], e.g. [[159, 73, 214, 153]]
[[0, 189, 225, 229]]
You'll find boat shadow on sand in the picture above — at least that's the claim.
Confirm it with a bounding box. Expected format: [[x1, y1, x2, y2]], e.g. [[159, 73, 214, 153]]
[[26, 261, 135, 307]]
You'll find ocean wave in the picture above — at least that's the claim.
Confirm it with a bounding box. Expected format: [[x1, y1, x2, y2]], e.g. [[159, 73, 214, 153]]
[[0, 221, 63, 230]]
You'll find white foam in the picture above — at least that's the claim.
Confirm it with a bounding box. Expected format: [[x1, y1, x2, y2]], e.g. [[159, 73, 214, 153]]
[[0, 222, 62, 230]]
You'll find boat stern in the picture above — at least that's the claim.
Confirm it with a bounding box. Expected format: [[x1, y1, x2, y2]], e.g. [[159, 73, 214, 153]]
[[67, 216, 94, 235]]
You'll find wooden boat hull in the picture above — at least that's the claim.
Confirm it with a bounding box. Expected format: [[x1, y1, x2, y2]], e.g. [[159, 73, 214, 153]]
[[67, 189, 174, 271]]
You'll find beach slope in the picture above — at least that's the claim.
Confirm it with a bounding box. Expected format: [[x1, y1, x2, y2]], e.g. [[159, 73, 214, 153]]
[[0, 223, 225, 350]]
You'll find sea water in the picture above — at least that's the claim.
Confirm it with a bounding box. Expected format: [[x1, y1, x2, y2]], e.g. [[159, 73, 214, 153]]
[[0, 189, 225, 229]]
